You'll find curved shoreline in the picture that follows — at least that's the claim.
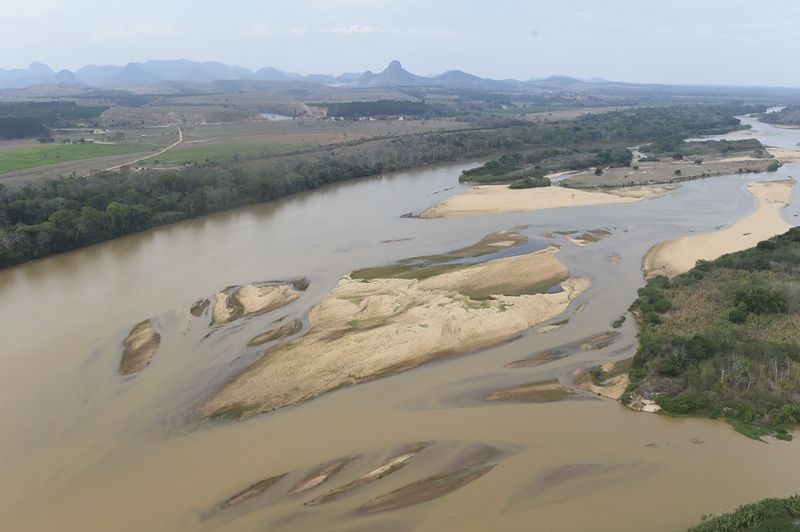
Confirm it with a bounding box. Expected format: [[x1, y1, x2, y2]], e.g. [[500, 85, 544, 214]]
[[644, 179, 795, 278], [203, 246, 589, 419], [419, 184, 671, 218]]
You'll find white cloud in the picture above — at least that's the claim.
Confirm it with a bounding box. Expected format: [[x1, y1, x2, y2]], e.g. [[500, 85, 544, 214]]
[[332, 24, 385, 34]]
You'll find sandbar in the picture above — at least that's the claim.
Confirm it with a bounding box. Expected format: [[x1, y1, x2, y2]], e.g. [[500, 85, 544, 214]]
[[419, 185, 667, 218], [203, 246, 588, 419], [644, 179, 795, 278]]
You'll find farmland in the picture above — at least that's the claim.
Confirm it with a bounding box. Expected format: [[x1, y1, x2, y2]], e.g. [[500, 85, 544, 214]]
[[152, 142, 305, 164], [0, 142, 155, 173]]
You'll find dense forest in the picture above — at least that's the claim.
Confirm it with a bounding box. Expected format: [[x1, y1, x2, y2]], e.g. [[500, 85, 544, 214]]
[[0, 102, 109, 140], [689, 494, 800, 532], [758, 105, 800, 127], [626, 228, 800, 440], [460, 146, 633, 184], [0, 103, 761, 267]]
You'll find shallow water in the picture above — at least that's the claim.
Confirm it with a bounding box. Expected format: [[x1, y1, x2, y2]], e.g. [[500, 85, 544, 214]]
[[1, 119, 800, 532]]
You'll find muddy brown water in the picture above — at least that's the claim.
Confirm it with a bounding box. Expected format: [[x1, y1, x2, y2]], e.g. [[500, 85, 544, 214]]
[[2, 119, 800, 531]]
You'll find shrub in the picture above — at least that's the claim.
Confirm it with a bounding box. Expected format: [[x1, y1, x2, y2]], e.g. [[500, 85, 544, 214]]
[[728, 306, 748, 324], [735, 284, 787, 314], [653, 298, 672, 313], [657, 393, 704, 415]]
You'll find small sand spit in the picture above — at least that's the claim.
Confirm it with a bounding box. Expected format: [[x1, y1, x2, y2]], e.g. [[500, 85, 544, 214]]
[[767, 147, 800, 163], [203, 247, 588, 419], [574, 363, 630, 401], [215, 474, 286, 512], [486, 381, 575, 403], [119, 319, 161, 376], [211, 280, 306, 325], [357, 444, 502, 514], [644, 179, 795, 278], [288, 456, 359, 496], [306, 443, 429, 506], [419, 185, 668, 218], [247, 319, 303, 347]]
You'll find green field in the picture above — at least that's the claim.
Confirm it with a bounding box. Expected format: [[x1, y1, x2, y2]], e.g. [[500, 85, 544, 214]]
[[0, 143, 156, 173], [153, 142, 306, 164]]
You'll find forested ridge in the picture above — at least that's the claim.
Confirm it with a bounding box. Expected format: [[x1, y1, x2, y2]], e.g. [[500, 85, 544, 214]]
[[0, 102, 108, 140], [0, 103, 759, 267]]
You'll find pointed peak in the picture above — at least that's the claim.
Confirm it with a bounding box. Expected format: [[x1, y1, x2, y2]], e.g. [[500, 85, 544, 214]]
[[384, 60, 404, 72]]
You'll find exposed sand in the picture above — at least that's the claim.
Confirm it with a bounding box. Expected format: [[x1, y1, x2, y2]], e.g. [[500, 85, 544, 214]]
[[203, 247, 589, 419], [568, 228, 613, 247], [215, 474, 286, 512], [357, 444, 502, 514], [211, 281, 305, 325], [419, 185, 667, 218], [288, 456, 358, 495], [119, 319, 161, 376], [306, 443, 429, 506], [644, 179, 796, 278], [486, 381, 576, 403], [574, 361, 630, 401], [247, 319, 303, 347], [767, 147, 800, 163]]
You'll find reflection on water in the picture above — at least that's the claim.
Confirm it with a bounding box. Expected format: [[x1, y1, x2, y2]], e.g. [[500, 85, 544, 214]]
[[1, 122, 800, 532]]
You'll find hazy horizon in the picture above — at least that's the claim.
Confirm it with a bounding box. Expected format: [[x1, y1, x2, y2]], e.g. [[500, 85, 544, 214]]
[[3, 0, 800, 87]]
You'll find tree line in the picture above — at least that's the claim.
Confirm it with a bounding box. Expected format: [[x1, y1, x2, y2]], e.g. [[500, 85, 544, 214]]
[[0, 103, 763, 268]]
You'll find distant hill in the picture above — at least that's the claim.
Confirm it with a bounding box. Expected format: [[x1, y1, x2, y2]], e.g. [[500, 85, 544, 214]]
[[0, 58, 547, 91], [4, 59, 800, 103]]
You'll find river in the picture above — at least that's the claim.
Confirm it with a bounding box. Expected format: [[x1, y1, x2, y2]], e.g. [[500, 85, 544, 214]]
[[1, 117, 799, 531]]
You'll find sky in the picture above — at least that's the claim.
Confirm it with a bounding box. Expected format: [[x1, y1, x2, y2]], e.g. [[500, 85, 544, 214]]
[[2, 0, 800, 86]]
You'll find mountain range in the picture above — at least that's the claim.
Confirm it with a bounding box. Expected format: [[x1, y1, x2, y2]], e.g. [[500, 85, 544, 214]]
[[0, 59, 549, 91]]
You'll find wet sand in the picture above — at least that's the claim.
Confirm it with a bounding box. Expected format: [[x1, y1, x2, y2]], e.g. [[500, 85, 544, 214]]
[[211, 281, 305, 325], [644, 179, 795, 277], [119, 319, 160, 375], [418, 185, 668, 218], [486, 381, 576, 403], [203, 246, 588, 419]]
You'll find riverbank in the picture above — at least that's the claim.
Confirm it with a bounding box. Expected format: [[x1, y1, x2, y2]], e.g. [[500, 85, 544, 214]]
[[562, 153, 774, 189], [203, 245, 589, 419], [767, 147, 800, 163], [419, 184, 670, 218], [644, 179, 795, 278]]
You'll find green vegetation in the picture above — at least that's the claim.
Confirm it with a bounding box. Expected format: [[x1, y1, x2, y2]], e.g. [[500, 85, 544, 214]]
[[351, 230, 527, 283], [627, 229, 800, 439], [319, 100, 451, 118], [509, 176, 551, 189], [759, 106, 800, 127], [459, 107, 760, 185], [461, 147, 633, 184], [154, 142, 305, 165], [0, 117, 48, 140], [0, 102, 109, 140], [689, 494, 800, 532], [0, 143, 155, 173], [640, 138, 765, 161], [0, 103, 758, 268]]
